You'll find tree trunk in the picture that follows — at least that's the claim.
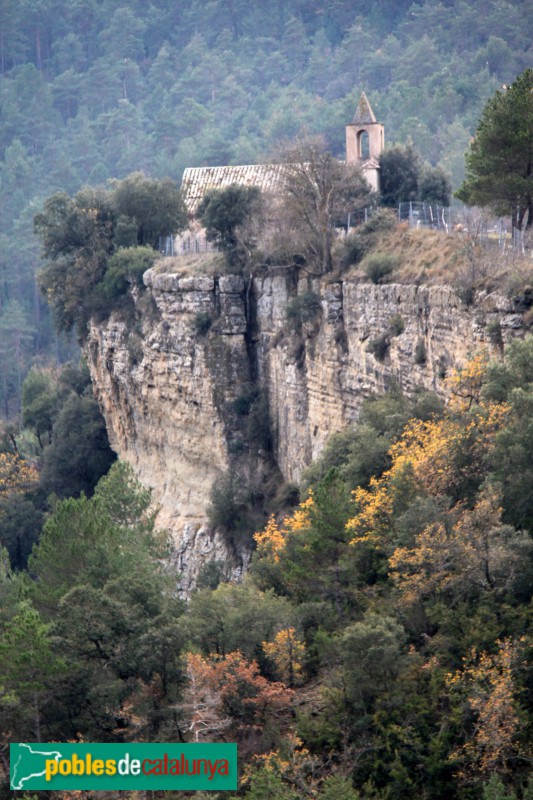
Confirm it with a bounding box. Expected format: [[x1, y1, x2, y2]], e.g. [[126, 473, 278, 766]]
[[526, 196, 533, 228], [514, 206, 526, 231], [333, 559, 344, 622], [34, 693, 41, 742]]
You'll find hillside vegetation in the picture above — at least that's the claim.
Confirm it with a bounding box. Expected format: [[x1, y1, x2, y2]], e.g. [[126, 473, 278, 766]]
[[1, 345, 532, 799]]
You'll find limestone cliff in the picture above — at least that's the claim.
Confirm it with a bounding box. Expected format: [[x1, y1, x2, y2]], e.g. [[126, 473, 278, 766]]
[[85, 265, 524, 592]]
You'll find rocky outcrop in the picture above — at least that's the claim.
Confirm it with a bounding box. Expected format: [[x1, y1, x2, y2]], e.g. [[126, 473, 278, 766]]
[[85, 265, 524, 592], [86, 272, 255, 593], [253, 274, 522, 481]]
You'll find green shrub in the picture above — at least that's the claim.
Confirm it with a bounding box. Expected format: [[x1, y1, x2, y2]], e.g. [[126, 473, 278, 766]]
[[456, 283, 475, 306], [229, 390, 271, 451], [486, 318, 503, 346], [245, 393, 272, 451], [269, 482, 300, 514], [363, 253, 399, 284], [359, 208, 397, 235], [414, 338, 427, 365], [114, 215, 139, 248], [230, 389, 259, 416], [341, 233, 368, 268], [207, 469, 270, 550], [228, 438, 245, 454], [100, 246, 155, 301], [192, 311, 212, 336], [196, 183, 263, 267], [127, 334, 144, 366], [368, 333, 390, 361], [388, 313, 405, 336], [92, 247, 155, 327], [286, 291, 321, 330], [196, 560, 227, 590], [508, 284, 533, 309], [366, 315, 403, 363], [208, 472, 243, 532]]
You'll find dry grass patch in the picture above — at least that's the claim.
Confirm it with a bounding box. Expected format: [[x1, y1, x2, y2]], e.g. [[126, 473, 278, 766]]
[[342, 224, 533, 296], [339, 225, 469, 285], [367, 226, 467, 285], [152, 251, 225, 275]]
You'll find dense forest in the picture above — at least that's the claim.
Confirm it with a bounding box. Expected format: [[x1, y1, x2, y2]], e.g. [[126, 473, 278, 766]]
[[1, 0, 533, 413], [1, 347, 532, 799], [1, 1, 533, 798]]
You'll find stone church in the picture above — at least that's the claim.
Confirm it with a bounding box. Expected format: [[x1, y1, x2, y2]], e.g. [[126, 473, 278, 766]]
[[180, 92, 384, 214]]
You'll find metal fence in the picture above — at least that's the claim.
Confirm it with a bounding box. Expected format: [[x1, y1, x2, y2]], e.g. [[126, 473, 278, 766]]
[[395, 204, 531, 255], [178, 235, 218, 255], [346, 207, 375, 228], [342, 203, 453, 233], [159, 235, 219, 256], [398, 201, 453, 231], [162, 205, 530, 258]]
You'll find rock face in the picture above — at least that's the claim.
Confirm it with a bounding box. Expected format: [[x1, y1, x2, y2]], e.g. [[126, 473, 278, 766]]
[[85, 266, 523, 592]]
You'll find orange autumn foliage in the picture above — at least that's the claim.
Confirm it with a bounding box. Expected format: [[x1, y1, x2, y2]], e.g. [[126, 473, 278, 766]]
[[181, 651, 294, 743]]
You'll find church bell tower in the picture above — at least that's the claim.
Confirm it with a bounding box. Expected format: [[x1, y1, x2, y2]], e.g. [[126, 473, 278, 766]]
[[345, 92, 384, 192]]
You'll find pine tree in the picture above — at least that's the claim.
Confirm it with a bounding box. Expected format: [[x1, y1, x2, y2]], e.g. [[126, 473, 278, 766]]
[[457, 68, 533, 230]]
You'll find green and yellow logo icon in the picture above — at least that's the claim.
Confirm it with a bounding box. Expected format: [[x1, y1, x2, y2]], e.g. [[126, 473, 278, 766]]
[[10, 743, 237, 791]]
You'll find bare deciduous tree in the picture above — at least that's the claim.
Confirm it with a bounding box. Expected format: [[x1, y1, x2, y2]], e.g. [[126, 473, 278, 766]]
[[270, 135, 375, 273]]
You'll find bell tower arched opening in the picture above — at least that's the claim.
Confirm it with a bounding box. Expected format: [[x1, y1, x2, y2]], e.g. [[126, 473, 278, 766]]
[[357, 130, 370, 159]]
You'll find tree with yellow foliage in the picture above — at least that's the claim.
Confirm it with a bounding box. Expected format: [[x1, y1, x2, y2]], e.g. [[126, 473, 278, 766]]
[[446, 351, 489, 411], [254, 495, 316, 563], [254, 472, 356, 615], [263, 627, 305, 687], [0, 452, 37, 494], [446, 638, 529, 783], [389, 487, 533, 605], [238, 733, 322, 800], [347, 388, 509, 554]]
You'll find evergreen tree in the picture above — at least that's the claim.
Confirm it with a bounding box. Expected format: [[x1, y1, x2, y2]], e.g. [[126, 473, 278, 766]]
[[457, 68, 533, 230], [196, 183, 263, 267]]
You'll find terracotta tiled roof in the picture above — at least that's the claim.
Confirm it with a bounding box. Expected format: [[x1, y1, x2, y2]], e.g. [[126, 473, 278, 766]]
[[181, 163, 286, 213], [181, 157, 379, 214]]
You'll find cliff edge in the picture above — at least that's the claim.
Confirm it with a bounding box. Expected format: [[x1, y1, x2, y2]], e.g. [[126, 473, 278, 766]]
[[85, 261, 524, 592]]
